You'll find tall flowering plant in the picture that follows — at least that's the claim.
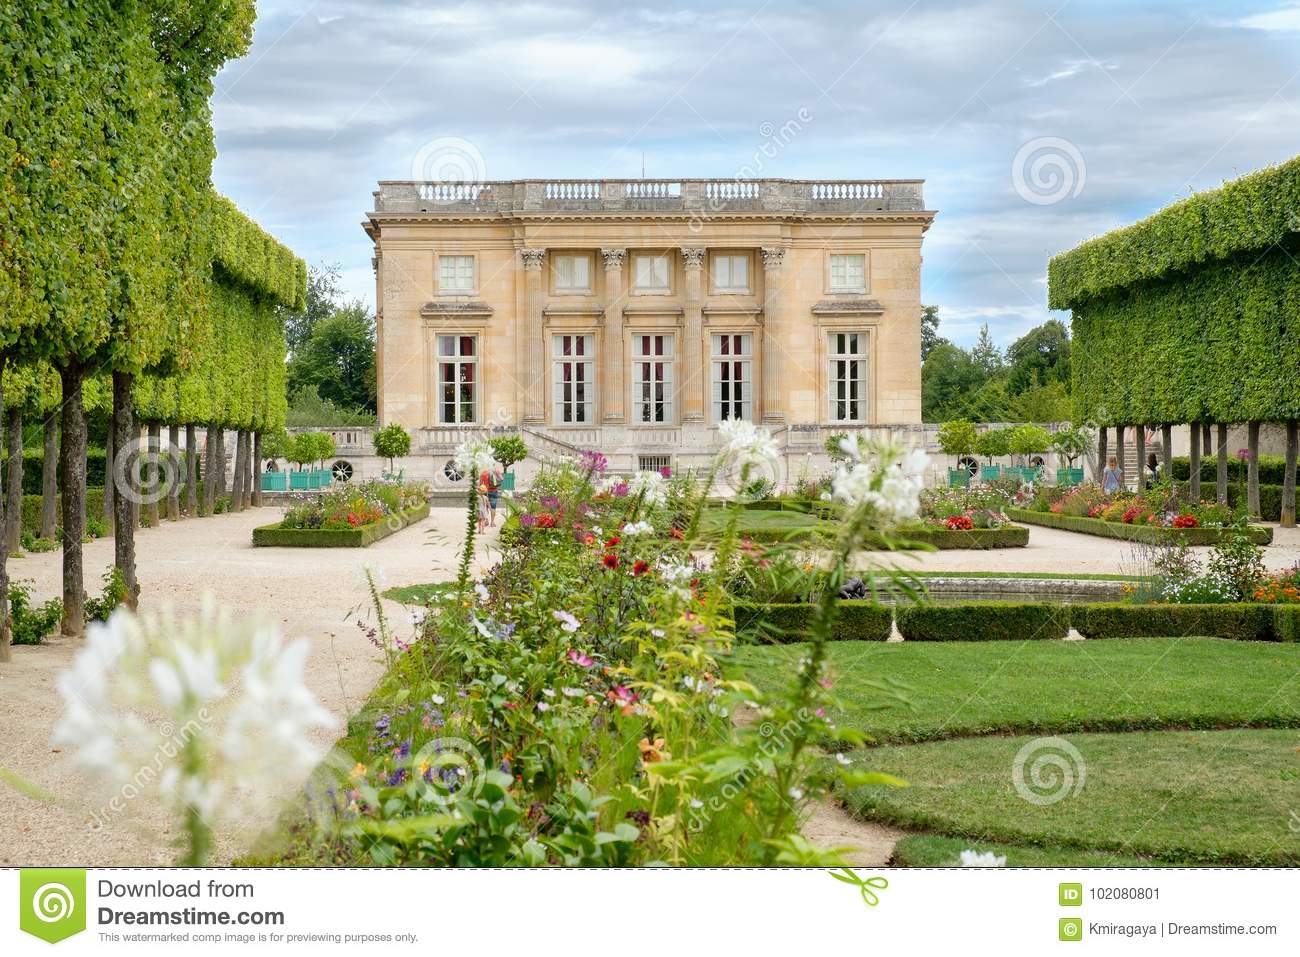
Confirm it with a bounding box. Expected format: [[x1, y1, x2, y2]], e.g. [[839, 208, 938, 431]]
[[53, 601, 334, 865], [453, 440, 500, 598]]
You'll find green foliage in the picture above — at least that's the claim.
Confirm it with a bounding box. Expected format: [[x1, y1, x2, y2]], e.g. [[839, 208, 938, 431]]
[[1007, 423, 1052, 456], [1051, 424, 1091, 466], [936, 419, 977, 457], [733, 601, 893, 643], [286, 304, 375, 413], [1276, 606, 1300, 643], [488, 434, 529, 469], [895, 602, 1070, 641], [284, 263, 345, 355], [285, 385, 376, 427], [1049, 155, 1300, 310], [920, 304, 947, 360], [84, 567, 128, 624], [373, 424, 411, 468], [1008, 507, 1273, 545], [8, 580, 62, 645], [259, 426, 291, 463], [1073, 603, 1277, 642], [973, 427, 1011, 462]]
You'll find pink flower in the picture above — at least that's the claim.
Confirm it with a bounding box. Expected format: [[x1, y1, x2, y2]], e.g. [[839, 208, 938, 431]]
[[567, 648, 593, 667]]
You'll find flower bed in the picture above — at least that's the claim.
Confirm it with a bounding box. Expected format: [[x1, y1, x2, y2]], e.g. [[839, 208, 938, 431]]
[[252, 502, 430, 547], [1007, 508, 1272, 545]]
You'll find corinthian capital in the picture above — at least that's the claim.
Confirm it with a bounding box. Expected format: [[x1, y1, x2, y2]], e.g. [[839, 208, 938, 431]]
[[601, 248, 626, 270], [519, 248, 546, 271], [680, 247, 706, 270], [760, 246, 786, 270]]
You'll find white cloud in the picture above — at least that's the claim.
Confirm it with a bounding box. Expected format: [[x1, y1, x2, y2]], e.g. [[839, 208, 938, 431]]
[[1235, 3, 1300, 32]]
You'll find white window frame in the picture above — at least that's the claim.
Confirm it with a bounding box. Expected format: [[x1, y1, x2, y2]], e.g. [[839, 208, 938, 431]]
[[552, 253, 593, 294], [552, 334, 596, 425], [632, 334, 675, 425], [632, 252, 672, 292], [827, 331, 869, 423], [827, 253, 867, 294], [436, 334, 478, 424], [710, 332, 753, 423], [438, 254, 476, 294], [711, 253, 750, 294]]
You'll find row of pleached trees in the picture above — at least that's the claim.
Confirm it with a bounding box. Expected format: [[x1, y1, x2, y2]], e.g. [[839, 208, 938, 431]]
[[0, 0, 305, 659]]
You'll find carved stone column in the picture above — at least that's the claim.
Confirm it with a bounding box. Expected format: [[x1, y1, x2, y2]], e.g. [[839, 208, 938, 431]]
[[760, 246, 786, 424], [601, 248, 626, 424], [680, 247, 706, 423], [520, 248, 546, 423]]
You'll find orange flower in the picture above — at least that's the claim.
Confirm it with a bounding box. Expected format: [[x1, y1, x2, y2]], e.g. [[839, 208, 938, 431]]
[[638, 737, 669, 763]]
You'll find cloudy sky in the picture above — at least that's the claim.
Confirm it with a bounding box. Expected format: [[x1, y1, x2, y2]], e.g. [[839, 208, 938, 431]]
[[211, 0, 1300, 348]]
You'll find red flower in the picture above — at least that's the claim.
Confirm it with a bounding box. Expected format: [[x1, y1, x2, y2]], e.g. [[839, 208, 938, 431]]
[[944, 515, 974, 531], [669, 527, 684, 540], [1173, 514, 1200, 529], [1121, 506, 1143, 524], [602, 554, 620, 569], [605, 536, 621, 548], [632, 560, 650, 576]]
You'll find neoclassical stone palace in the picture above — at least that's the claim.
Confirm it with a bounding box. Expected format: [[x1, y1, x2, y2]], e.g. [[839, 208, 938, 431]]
[[362, 178, 935, 478]]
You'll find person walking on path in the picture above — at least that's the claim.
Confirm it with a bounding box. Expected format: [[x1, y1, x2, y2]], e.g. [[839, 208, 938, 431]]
[[1102, 455, 1124, 495]]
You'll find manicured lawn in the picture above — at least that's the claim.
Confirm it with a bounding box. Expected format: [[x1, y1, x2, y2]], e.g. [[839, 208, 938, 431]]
[[731, 638, 1300, 744], [383, 582, 455, 605], [890, 834, 1173, 868], [701, 509, 822, 540], [839, 729, 1300, 865]]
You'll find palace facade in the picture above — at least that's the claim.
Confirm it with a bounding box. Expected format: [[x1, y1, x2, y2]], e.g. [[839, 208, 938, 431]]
[[363, 178, 935, 480]]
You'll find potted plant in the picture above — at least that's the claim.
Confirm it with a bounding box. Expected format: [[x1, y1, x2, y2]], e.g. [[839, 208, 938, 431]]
[[489, 434, 529, 491], [1051, 424, 1089, 486], [373, 423, 411, 479], [1009, 424, 1053, 483], [973, 427, 1010, 483], [311, 432, 337, 488], [937, 419, 977, 488], [286, 433, 313, 490], [259, 427, 290, 492]]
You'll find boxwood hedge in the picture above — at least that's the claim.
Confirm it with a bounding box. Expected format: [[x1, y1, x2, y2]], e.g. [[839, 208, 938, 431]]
[[733, 600, 893, 644], [1007, 508, 1273, 545], [252, 503, 430, 548], [1073, 603, 1278, 642], [895, 602, 1071, 642]]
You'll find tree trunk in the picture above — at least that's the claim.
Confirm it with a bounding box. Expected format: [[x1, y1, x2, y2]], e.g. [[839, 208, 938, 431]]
[[242, 431, 254, 509], [1247, 421, 1261, 518], [202, 429, 217, 515], [231, 429, 245, 512], [1188, 423, 1202, 502], [5, 405, 23, 555], [112, 371, 139, 609], [1115, 424, 1127, 491], [103, 418, 115, 535], [167, 424, 181, 521], [0, 362, 10, 661], [1096, 426, 1108, 483], [1201, 422, 1212, 464], [214, 427, 227, 502], [59, 363, 87, 637], [251, 432, 263, 507], [145, 422, 161, 528], [1216, 424, 1229, 504], [1160, 424, 1173, 489], [1135, 425, 1147, 491], [1283, 420, 1298, 528], [185, 424, 199, 517], [41, 410, 59, 540]]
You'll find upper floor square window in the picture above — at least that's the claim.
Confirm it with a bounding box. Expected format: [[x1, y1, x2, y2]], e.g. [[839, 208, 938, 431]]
[[711, 253, 750, 293], [553, 253, 592, 293], [633, 253, 671, 292], [828, 253, 866, 293], [439, 255, 475, 293]]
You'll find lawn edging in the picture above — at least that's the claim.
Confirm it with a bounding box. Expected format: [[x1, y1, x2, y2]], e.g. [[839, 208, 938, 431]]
[[1007, 507, 1273, 545], [252, 503, 430, 548]]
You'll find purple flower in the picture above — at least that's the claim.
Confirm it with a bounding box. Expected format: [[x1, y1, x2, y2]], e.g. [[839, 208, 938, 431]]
[[579, 450, 608, 474], [540, 495, 562, 509], [659, 467, 672, 479], [1236, 448, 1253, 461]]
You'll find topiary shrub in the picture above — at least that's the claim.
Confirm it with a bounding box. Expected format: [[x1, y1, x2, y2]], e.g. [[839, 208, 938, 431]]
[[894, 602, 1070, 641], [734, 600, 893, 643], [1275, 606, 1300, 643], [1073, 603, 1277, 642], [373, 423, 411, 472]]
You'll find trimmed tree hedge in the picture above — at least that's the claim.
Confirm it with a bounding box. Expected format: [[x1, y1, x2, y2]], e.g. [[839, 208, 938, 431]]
[[252, 504, 430, 548], [895, 602, 1071, 642], [1073, 604, 1278, 642], [1007, 508, 1273, 545], [733, 600, 893, 643]]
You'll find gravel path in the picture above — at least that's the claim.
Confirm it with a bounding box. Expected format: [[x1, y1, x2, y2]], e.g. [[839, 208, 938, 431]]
[[0, 506, 494, 866]]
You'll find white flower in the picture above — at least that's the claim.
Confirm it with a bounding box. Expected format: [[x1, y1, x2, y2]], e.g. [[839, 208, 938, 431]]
[[470, 614, 494, 640], [541, 688, 556, 698], [716, 419, 781, 481], [551, 610, 580, 633], [52, 601, 335, 843], [629, 470, 668, 507], [474, 582, 490, 603], [409, 608, 427, 626], [788, 787, 804, 800], [958, 849, 1007, 867], [431, 694, 445, 705], [453, 439, 499, 478], [537, 702, 550, 712], [657, 559, 693, 585], [830, 436, 927, 526], [836, 753, 852, 765], [560, 687, 585, 697], [622, 520, 654, 536]]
